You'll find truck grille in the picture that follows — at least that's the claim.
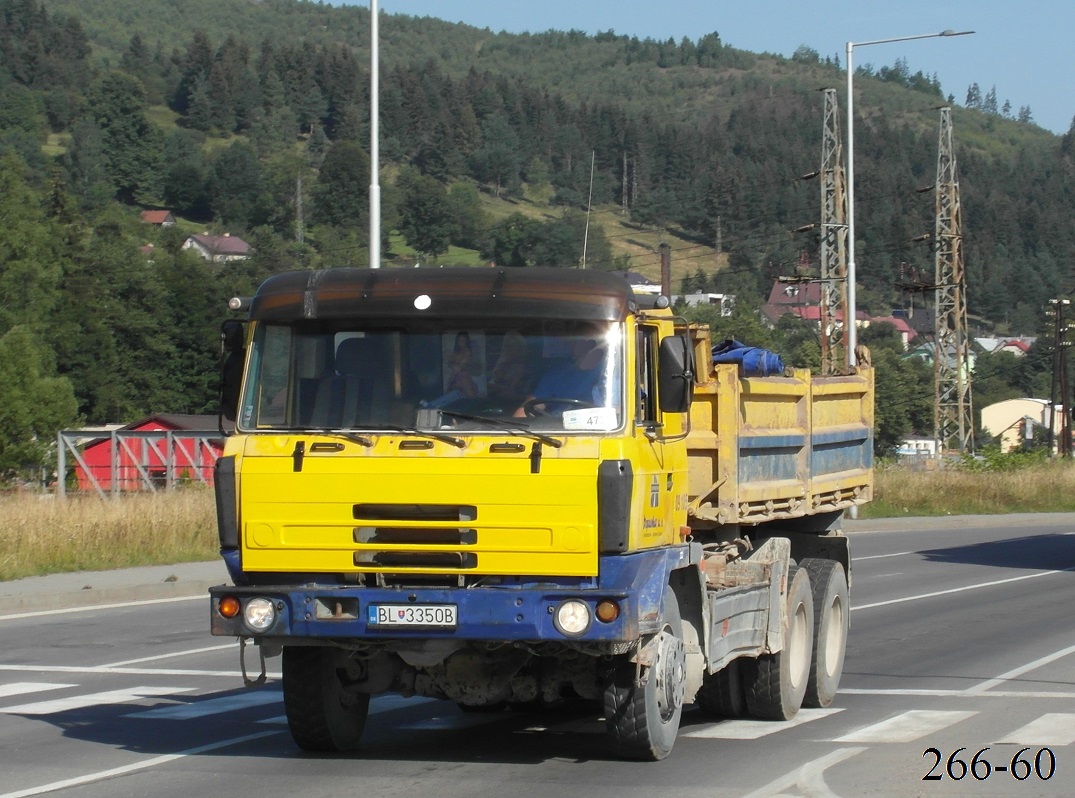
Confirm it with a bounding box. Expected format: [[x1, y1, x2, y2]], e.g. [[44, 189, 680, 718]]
[[352, 503, 478, 572]]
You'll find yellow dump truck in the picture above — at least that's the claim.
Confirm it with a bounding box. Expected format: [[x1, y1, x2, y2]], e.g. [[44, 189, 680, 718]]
[[210, 267, 873, 760]]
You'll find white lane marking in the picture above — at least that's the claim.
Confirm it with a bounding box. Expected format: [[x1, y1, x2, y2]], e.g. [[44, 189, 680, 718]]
[[842, 688, 1075, 699], [740, 746, 867, 798], [0, 664, 277, 679], [0, 730, 281, 798], [99, 644, 235, 668], [834, 710, 976, 743], [1, 686, 194, 715], [995, 713, 1075, 746], [0, 683, 76, 699], [855, 551, 915, 561], [127, 689, 281, 719], [0, 595, 204, 622], [684, 708, 844, 739], [966, 642, 1075, 694], [852, 568, 1073, 611]]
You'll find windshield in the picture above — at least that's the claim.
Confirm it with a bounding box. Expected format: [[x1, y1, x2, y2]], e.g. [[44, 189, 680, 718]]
[[238, 318, 624, 435]]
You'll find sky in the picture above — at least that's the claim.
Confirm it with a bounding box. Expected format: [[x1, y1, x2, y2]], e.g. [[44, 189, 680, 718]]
[[340, 1, 1074, 136]]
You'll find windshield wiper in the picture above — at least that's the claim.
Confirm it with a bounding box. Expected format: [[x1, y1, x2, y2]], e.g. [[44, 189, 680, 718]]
[[300, 429, 374, 447], [369, 425, 466, 449], [437, 410, 563, 449]]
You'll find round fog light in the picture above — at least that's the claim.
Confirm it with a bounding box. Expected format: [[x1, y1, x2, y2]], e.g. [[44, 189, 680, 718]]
[[243, 597, 277, 632], [554, 599, 592, 637]]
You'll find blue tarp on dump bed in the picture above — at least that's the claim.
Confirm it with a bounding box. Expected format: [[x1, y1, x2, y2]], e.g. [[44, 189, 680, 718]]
[[711, 339, 785, 377]]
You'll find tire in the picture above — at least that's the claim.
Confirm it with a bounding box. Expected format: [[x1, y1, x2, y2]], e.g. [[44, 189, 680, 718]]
[[604, 588, 686, 760], [801, 558, 849, 708], [744, 565, 814, 721], [695, 658, 747, 718], [282, 646, 370, 752]]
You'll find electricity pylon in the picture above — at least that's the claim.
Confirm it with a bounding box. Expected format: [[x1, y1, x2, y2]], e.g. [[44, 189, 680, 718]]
[[819, 89, 848, 375], [933, 107, 974, 454]]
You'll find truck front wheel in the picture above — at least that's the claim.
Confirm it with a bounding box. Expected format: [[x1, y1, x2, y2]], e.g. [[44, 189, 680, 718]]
[[801, 558, 849, 708], [744, 565, 814, 720], [282, 646, 370, 751], [603, 589, 685, 761]]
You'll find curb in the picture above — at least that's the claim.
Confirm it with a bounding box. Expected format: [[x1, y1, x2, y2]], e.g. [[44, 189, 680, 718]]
[[0, 561, 228, 616], [843, 512, 1075, 533]]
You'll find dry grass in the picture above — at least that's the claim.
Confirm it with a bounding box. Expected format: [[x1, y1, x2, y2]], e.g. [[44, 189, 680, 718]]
[[864, 459, 1075, 518], [0, 488, 218, 581]]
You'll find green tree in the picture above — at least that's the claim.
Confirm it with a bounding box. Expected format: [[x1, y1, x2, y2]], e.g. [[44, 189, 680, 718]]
[[88, 71, 163, 202], [397, 171, 453, 260], [0, 326, 79, 479], [161, 130, 211, 220], [482, 213, 541, 267], [311, 140, 370, 230], [209, 141, 263, 227], [470, 113, 521, 197], [0, 153, 65, 333], [859, 325, 933, 456], [445, 181, 486, 250]]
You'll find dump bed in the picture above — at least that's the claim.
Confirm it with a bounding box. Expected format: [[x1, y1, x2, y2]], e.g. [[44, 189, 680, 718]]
[[685, 330, 873, 528]]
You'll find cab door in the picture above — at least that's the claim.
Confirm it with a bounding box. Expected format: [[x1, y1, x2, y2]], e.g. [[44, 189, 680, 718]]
[[631, 321, 688, 550]]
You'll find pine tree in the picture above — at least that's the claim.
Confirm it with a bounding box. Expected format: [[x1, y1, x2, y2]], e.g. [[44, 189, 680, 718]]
[[965, 83, 981, 109]]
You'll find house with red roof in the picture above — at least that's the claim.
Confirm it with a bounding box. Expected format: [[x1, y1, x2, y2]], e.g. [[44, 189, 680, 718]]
[[140, 209, 176, 226], [182, 233, 251, 262], [761, 280, 916, 350]]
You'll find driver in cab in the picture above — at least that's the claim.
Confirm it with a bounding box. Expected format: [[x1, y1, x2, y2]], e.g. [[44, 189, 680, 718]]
[[514, 332, 606, 418]]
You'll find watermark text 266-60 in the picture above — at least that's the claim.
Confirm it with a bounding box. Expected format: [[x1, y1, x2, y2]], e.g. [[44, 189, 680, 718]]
[[923, 747, 1055, 781]]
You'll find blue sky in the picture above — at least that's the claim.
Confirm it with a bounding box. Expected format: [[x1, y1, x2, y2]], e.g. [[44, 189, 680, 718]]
[[340, 1, 1073, 136]]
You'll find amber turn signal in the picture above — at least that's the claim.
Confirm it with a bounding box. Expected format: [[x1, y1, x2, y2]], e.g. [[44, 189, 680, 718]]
[[595, 600, 619, 623], [218, 595, 241, 618]]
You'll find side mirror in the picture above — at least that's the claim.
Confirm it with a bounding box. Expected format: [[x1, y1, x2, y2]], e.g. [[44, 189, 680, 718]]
[[658, 334, 694, 413], [219, 321, 245, 423], [221, 320, 245, 353]]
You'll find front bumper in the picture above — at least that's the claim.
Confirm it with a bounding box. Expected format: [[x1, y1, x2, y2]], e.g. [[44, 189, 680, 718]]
[[210, 545, 697, 644]]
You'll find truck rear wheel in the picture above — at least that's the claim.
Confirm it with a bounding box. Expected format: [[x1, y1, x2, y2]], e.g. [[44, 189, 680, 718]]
[[801, 558, 849, 708], [744, 565, 814, 720], [604, 589, 685, 760], [282, 646, 370, 751], [695, 658, 747, 718]]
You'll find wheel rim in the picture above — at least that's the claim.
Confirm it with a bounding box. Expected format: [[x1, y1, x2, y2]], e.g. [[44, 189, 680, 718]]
[[653, 626, 686, 722], [823, 594, 846, 677], [788, 601, 810, 692]]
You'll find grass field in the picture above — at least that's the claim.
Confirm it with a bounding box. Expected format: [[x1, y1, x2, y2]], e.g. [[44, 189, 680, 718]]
[[0, 488, 218, 582], [860, 458, 1075, 518], [3, 459, 1073, 581]]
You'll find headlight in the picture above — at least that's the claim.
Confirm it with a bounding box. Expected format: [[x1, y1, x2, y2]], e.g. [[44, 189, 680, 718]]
[[554, 599, 592, 637], [243, 597, 277, 632]]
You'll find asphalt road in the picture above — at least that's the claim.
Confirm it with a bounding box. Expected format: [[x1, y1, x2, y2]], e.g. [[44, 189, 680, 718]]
[[1, 514, 1073, 798]]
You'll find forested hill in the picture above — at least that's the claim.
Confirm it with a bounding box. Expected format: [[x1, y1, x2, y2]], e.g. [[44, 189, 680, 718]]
[[0, 0, 1072, 472]]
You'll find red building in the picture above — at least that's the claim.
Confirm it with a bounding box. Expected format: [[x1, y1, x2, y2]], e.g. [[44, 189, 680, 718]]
[[72, 414, 225, 493]]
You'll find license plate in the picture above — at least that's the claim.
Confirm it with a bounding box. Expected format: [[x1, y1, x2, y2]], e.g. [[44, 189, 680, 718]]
[[368, 604, 457, 628]]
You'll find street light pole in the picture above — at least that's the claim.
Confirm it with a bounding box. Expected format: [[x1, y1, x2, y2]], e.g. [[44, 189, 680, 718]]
[[370, 0, 381, 268], [844, 29, 973, 367]]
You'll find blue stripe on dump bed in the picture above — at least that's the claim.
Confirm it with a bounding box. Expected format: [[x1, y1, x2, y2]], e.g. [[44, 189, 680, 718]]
[[740, 448, 800, 482], [811, 426, 873, 475], [811, 425, 870, 447], [739, 433, 807, 450]]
